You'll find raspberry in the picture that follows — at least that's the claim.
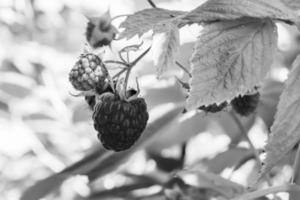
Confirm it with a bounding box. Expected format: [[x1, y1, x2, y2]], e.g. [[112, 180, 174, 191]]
[[231, 92, 260, 116], [86, 15, 117, 48], [198, 102, 228, 113], [69, 53, 108, 91], [93, 93, 149, 151]]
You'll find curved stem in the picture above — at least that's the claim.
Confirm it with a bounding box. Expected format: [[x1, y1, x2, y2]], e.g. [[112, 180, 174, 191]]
[[232, 184, 300, 200], [103, 60, 129, 68], [229, 112, 273, 187], [175, 61, 192, 78]]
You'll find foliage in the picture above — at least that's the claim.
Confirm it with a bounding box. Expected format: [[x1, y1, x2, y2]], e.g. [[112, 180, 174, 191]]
[[2, 0, 300, 200]]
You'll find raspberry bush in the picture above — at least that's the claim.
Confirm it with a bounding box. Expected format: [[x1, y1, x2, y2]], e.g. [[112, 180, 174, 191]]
[[18, 0, 300, 200]]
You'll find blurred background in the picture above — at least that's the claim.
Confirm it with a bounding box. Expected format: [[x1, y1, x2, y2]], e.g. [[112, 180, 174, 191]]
[[1, 0, 300, 199]]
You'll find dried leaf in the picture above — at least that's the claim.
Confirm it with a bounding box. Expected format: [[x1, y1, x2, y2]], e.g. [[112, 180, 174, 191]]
[[182, 0, 297, 24], [152, 23, 179, 77], [261, 55, 300, 176], [187, 18, 277, 110], [118, 8, 186, 40]]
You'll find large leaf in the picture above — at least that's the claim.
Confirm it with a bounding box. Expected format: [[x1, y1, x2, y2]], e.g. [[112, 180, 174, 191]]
[[152, 23, 180, 77], [187, 18, 277, 110], [282, 0, 300, 10], [118, 8, 186, 40], [21, 104, 184, 200], [261, 55, 300, 176], [182, 0, 297, 24]]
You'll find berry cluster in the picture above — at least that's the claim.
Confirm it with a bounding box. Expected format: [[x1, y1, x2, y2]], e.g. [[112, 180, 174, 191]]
[[68, 11, 151, 152]]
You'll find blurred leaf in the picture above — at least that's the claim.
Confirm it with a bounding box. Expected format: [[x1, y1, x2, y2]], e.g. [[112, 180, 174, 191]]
[[203, 147, 253, 173], [282, 0, 300, 9], [0, 82, 32, 98], [23, 113, 55, 121], [72, 101, 92, 123], [152, 22, 179, 78], [180, 170, 245, 199], [21, 104, 184, 200], [119, 8, 185, 40], [261, 55, 300, 177], [187, 18, 277, 110], [182, 0, 297, 24]]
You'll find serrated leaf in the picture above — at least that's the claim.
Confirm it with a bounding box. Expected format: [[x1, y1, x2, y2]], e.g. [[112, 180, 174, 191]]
[[118, 8, 186, 40], [182, 0, 297, 24], [261, 55, 300, 176], [187, 18, 277, 110], [152, 23, 179, 77]]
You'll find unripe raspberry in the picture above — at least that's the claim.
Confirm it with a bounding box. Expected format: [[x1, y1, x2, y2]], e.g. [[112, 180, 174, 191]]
[[69, 53, 108, 91], [93, 92, 149, 151], [85, 13, 117, 48]]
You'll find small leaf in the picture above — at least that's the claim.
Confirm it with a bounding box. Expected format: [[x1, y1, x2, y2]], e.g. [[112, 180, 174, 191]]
[[118, 8, 186, 40], [187, 18, 277, 110], [152, 23, 179, 77], [261, 55, 300, 176], [182, 0, 297, 24]]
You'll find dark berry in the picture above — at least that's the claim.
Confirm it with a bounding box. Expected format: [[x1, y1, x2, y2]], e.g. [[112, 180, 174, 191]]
[[198, 101, 228, 113], [85, 16, 117, 48], [69, 53, 108, 91], [231, 92, 260, 116], [93, 93, 149, 151]]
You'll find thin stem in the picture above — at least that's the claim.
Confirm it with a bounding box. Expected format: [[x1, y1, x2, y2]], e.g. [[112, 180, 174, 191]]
[[230, 112, 273, 187], [289, 142, 300, 200], [130, 46, 151, 67], [147, 0, 157, 8], [113, 68, 127, 79], [175, 61, 192, 78], [103, 60, 129, 68], [232, 184, 300, 200], [124, 65, 132, 98]]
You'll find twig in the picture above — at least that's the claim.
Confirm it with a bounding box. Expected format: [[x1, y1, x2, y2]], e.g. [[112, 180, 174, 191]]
[[229, 112, 273, 187], [113, 68, 127, 79], [289, 143, 300, 199], [232, 184, 300, 200], [175, 61, 192, 78], [103, 60, 129, 68], [147, 0, 157, 8]]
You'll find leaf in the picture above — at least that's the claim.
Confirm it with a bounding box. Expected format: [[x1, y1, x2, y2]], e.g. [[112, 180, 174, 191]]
[[182, 0, 297, 24], [152, 23, 179, 77], [180, 170, 245, 199], [21, 104, 184, 200], [282, 0, 300, 10], [187, 18, 277, 110], [261, 55, 300, 176], [118, 8, 186, 40]]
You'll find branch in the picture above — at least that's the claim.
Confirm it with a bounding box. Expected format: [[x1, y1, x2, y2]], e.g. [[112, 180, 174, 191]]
[[147, 0, 157, 8], [289, 143, 300, 199], [232, 184, 300, 200]]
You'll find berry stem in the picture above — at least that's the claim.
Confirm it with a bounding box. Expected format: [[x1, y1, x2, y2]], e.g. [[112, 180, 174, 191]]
[[104, 60, 129, 68], [123, 46, 151, 97]]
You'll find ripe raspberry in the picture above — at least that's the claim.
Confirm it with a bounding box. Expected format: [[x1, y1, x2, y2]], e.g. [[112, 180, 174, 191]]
[[93, 93, 149, 151], [69, 53, 108, 91], [86, 15, 117, 48], [198, 102, 228, 113], [231, 92, 260, 116]]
